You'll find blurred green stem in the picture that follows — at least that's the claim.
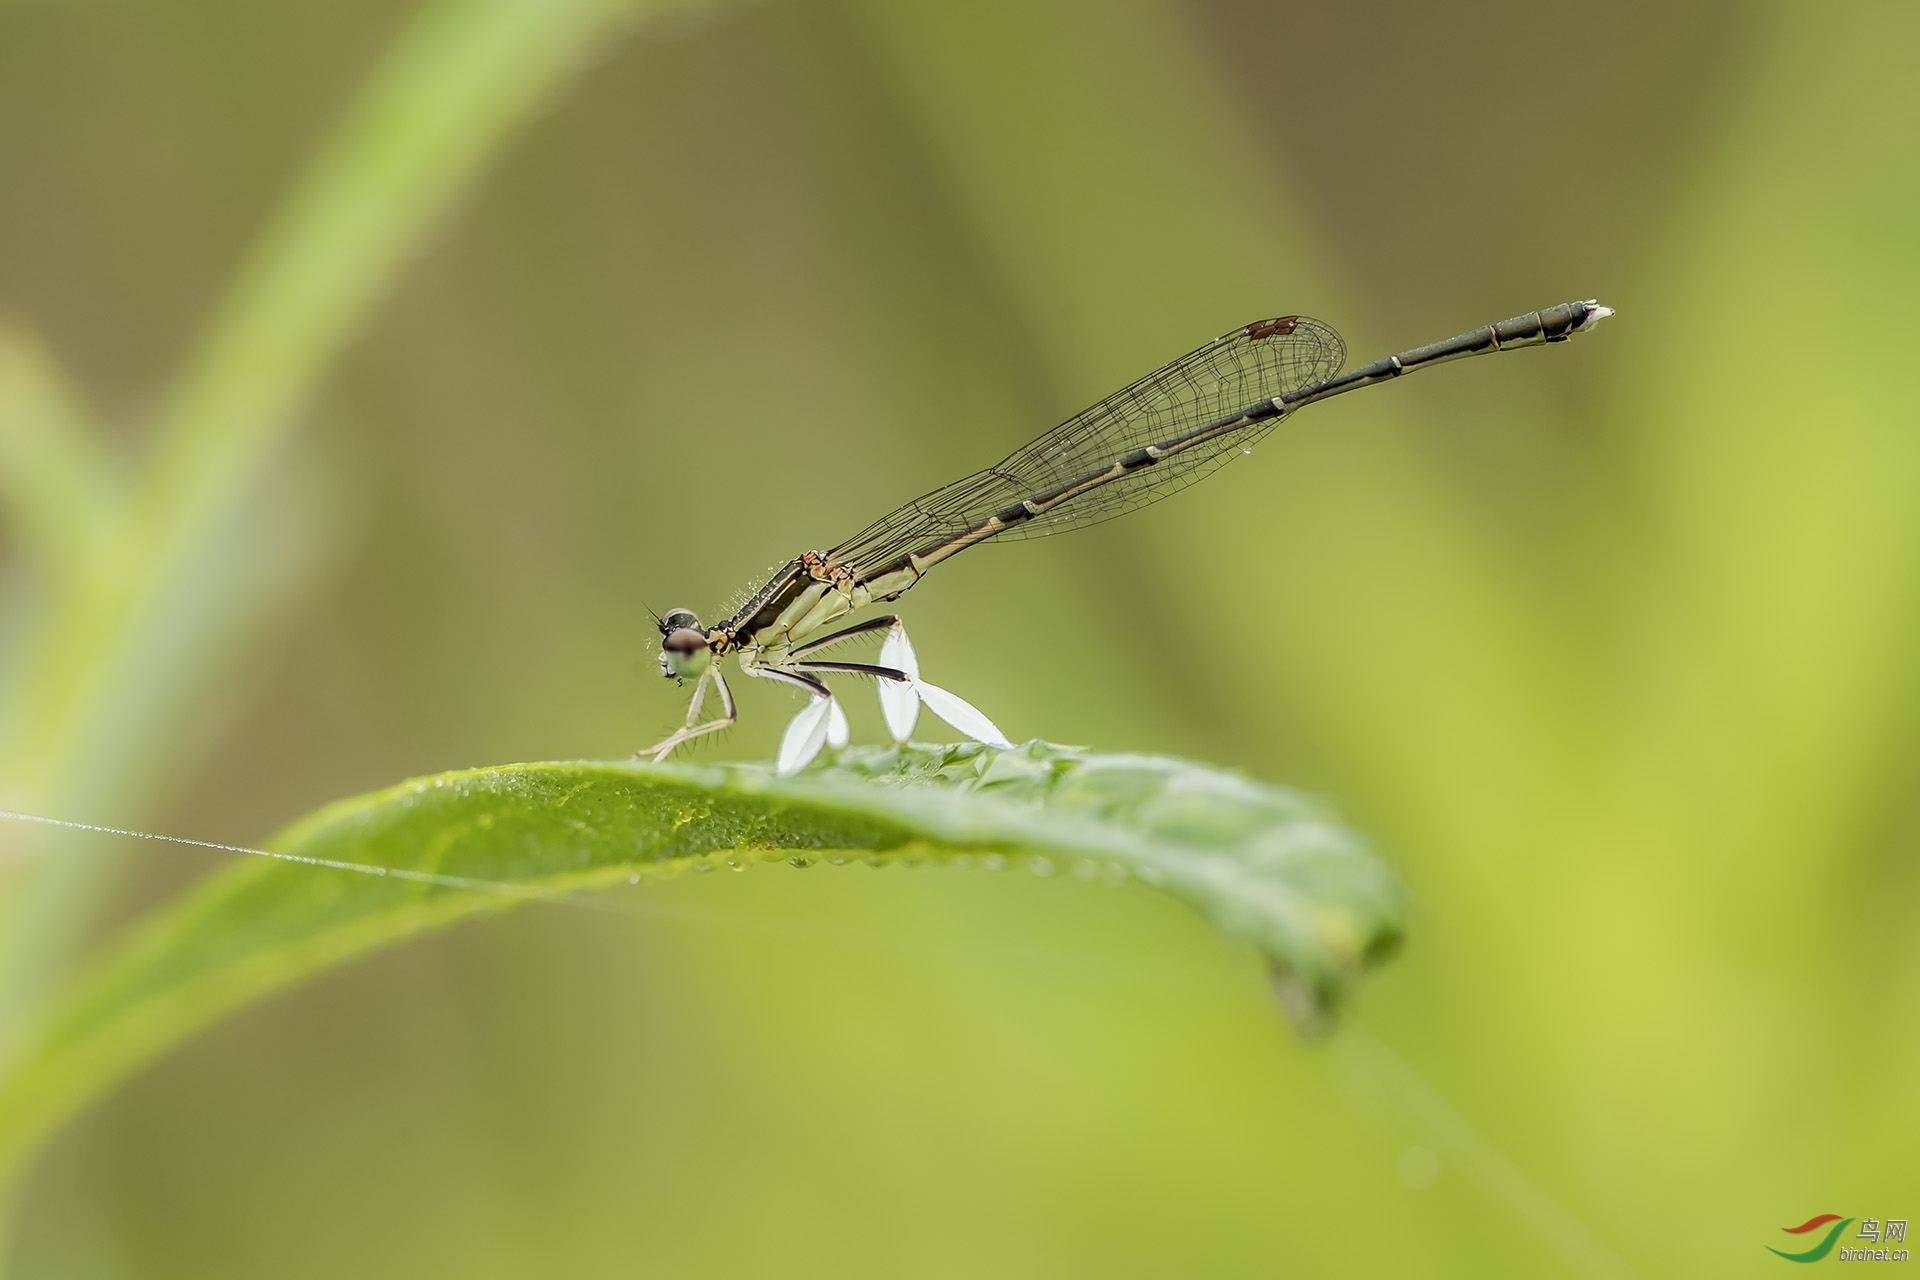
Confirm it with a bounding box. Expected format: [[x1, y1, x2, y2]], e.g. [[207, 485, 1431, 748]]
[[1337, 1029, 1643, 1280]]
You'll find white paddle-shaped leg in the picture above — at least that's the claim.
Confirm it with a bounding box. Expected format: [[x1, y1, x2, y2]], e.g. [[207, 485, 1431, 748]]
[[877, 622, 1010, 747], [776, 695, 834, 776], [877, 624, 921, 741], [743, 663, 843, 776], [914, 680, 1010, 746]]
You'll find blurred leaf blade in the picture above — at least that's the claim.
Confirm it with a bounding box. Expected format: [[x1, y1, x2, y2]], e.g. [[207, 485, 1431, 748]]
[[0, 0, 702, 1075], [6, 0, 691, 795], [0, 326, 115, 576], [0, 742, 1404, 1181], [141, 0, 682, 548]]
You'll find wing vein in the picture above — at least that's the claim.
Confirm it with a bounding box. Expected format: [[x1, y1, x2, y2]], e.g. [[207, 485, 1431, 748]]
[[830, 316, 1344, 577]]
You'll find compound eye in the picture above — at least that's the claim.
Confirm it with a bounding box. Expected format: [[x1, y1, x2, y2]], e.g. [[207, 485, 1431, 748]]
[[662, 627, 708, 655], [660, 607, 701, 635]]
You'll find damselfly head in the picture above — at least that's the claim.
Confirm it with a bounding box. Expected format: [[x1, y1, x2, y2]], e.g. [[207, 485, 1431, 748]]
[[657, 608, 710, 679]]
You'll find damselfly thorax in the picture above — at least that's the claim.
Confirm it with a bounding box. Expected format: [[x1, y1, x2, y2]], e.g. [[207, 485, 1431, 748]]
[[643, 301, 1613, 775], [706, 550, 895, 660]]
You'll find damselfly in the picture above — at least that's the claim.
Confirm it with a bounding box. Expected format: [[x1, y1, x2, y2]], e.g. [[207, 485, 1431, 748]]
[[645, 300, 1612, 774]]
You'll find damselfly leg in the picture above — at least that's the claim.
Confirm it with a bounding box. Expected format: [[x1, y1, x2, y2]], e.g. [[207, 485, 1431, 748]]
[[790, 614, 901, 656], [637, 665, 736, 761], [740, 665, 842, 775], [874, 623, 1008, 748], [738, 622, 1009, 775]]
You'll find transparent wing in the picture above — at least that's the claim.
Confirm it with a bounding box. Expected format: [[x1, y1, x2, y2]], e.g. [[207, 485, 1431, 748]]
[[831, 316, 1344, 572]]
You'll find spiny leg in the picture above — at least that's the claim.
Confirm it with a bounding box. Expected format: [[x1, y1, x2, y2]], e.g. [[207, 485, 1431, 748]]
[[790, 660, 910, 683], [742, 664, 830, 698], [638, 667, 737, 761], [633, 666, 710, 759], [790, 614, 900, 658], [789, 661, 911, 750]]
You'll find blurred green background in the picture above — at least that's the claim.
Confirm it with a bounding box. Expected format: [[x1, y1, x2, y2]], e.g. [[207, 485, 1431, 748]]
[[2, 0, 1916, 1274]]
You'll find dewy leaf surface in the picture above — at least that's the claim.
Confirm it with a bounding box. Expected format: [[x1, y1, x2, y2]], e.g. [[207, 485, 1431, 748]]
[[0, 742, 1404, 1180]]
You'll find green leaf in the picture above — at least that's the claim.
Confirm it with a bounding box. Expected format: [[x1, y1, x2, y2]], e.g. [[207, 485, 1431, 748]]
[[0, 742, 1403, 1182]]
